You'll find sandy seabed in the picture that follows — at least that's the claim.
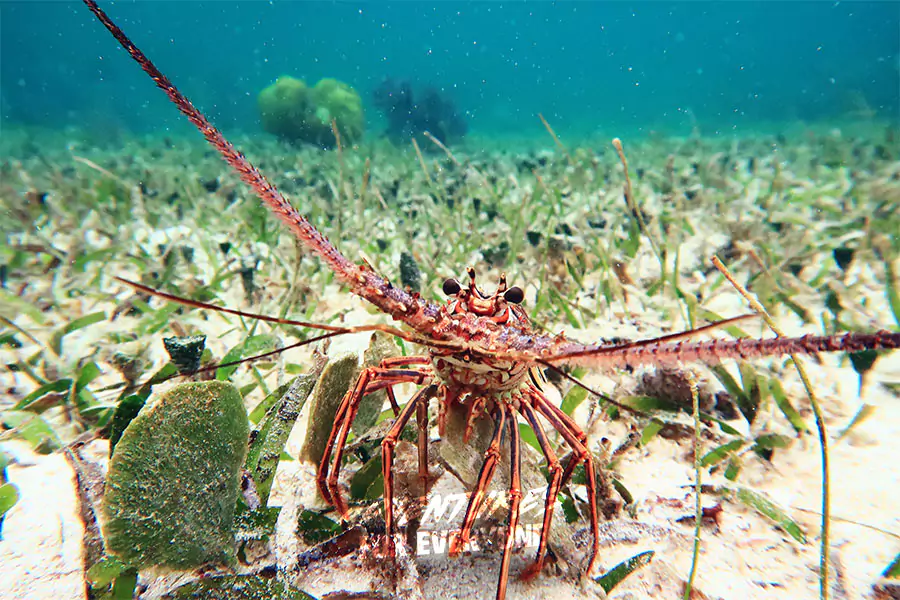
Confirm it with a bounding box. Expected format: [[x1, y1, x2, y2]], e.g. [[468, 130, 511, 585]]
[[1, 123, 899, 599]]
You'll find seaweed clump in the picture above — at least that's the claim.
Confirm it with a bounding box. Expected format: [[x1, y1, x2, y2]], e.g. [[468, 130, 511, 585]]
[[258, 76, 364, 148], [372, 77, 467, 145], [102, 381, 249, 569]]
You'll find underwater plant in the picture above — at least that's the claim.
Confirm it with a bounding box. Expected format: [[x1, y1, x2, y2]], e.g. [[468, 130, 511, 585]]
[[372, 77, 468, 145], [258, 75, 364, 148], [102, 381, 248, 570]]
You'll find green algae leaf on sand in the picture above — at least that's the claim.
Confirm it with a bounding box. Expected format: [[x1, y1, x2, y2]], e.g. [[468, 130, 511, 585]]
[[0, 482, 20, 518], [300, 353, 359, 466], [349, 453, 383, 501], [102, 381, 249, 570], [161, 574, 317, 600], [85, 556, 125, 588], [107, 394, 146, 457], [50, 310, 106, 355], [245, 358, 325, 507], [297, 509, 341, 545], [731, 486, 807, 544], [884, 553, 900, 578], [700, 439, 746, 468], [1, 411, 61, 453], [217, 335, 280, 381], [595, 550, 655, 593]]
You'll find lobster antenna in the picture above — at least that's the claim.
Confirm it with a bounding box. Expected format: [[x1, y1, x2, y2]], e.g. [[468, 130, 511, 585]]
[[116, 276, 349, 333], [82, 1, 348, 276], [82, 0, 440, 333], [542, 314, 758, 362], [564, 314, 759, 360], [113, 276, 465, 352], [536, 360, 645, 416], [544, 328, 900, 369], [94, 329, 346, 403]]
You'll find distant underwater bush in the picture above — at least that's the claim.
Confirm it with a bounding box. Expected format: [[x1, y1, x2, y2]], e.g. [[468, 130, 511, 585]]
[[372, 77, 468, 146], [258, 76, 364, 148]]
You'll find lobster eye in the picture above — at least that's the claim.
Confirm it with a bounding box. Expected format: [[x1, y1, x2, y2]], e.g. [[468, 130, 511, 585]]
[[504, 286, 525, 304], [442, 278, 462, 296]]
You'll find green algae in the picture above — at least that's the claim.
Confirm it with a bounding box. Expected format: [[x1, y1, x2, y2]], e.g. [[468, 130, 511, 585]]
[[258, 76, 363, 148], [299, 353, 359, 467], [101, 381, 249, 570]]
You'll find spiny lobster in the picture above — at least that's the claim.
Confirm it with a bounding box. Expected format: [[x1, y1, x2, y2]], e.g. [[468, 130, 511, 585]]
[[83, 2, 900, 599]]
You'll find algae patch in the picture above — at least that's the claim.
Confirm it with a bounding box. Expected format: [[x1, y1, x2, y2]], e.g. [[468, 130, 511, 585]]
[[101, 381, 249, 570]]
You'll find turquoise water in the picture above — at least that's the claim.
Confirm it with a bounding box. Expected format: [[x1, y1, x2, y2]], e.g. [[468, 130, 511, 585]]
[[2, 1, 898, 140]]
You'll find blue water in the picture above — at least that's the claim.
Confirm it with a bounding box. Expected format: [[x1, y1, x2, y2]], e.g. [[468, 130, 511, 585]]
[[2, 1, 898, 141]]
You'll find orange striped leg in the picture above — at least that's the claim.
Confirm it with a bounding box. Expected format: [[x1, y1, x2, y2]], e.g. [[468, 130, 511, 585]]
[[316, 371, 364, 506], [317, 366, 419, 505], [317, 363, 429, 515], [386, 386, 400, 416], [525, 383, 589, 491], [380, 356, 432, 416], [448, 405, 508, 557], [528, 389, 600, 575], [382, 384, 437, 557], [496, 403, 522, 600], [464, 396, 487, 443], [516, 397, 563, 581], [326, 367, 429, 515], [524, 384, 589, 491], [416, 388, 430, 491], [437, 385, 454, 437]]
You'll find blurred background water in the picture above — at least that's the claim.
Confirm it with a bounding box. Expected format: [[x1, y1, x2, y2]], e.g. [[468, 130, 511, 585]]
[[1, 1, 898, 142]]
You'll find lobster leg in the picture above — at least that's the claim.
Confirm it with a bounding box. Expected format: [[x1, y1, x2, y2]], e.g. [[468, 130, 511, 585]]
[[448, 405, 508, 556], [317, 363, 429, 515], [416, 386, 430, 491], [464, 396, 488, 443], [437, 385, 454, 437], [529, 389, 600, 576], [516, 398, 563, 582], [523, 383, 589, 489], [327, 368, 430, 515], [382, 384, 438, 557], [496, 403, 523, 600], [372, 356, 433, 416], [317, 371, 367, 506], [380, 355, 434, 369], [526, 383, 594, 492], [386, 386, 400, 416]]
